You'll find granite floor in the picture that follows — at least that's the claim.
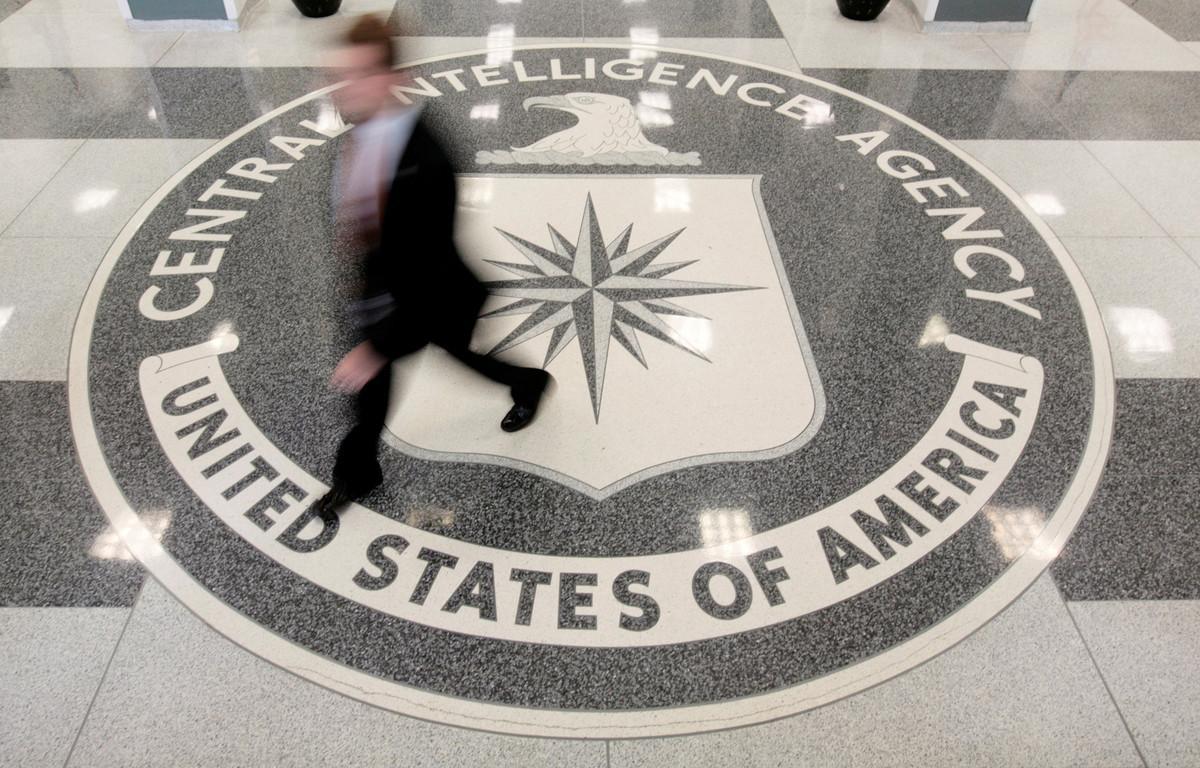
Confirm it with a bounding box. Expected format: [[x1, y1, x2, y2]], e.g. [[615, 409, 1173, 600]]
[[0, 0, 1198, 765]]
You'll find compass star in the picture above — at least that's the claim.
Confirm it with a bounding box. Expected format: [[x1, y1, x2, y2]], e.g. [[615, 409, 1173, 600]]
[[481, 194, 759, 420]]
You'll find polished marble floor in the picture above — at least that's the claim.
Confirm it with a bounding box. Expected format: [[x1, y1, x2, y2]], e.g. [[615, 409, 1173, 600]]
[[1, 0, 1199, 765]]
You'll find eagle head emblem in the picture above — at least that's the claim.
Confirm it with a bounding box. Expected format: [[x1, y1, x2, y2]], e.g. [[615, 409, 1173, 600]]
[[476, 92, 701, 166]]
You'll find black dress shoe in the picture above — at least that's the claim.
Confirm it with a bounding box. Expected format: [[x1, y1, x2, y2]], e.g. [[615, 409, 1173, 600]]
[[503, 370, 551, 432], [312, 486, 355, 524], [501, 403, 538, 432]]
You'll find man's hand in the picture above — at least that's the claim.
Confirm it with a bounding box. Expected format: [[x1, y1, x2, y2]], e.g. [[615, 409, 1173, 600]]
[[331, 342, 388, 393]]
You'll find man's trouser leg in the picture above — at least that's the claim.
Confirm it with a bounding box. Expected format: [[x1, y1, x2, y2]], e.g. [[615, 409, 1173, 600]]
[[332, 363, 391, 494], [444, 343, 546, 406]]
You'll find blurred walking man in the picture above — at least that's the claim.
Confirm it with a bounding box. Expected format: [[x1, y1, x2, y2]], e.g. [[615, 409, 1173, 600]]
[[314, 16, 550, 520]]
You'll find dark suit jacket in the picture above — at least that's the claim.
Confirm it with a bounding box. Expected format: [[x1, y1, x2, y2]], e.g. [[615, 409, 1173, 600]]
[[359, 117, 488, 359]]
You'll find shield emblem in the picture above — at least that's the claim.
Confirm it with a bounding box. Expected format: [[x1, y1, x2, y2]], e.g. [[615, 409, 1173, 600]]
[[383, 174, 824, 498]]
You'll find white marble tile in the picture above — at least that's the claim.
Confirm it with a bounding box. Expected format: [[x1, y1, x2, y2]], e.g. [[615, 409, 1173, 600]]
[[1070, 601, 1200, 768], [1060, 237, 1200, 378], [1176, 237, 1200, 267], [0, 237, 113, 380], [981, 0, 1200, 70], [0, 608, 130, 768], [954, 140, 1166, 238], [7, 0, 121, 14], [611, 575, 1142, 768], [5, 139, 213, 239], [0, 140, 82, 235], [67, 579, 608, 768], [1085, 141, 1200, 238], [0, 12, 180, 67], [766, 0, 1009, 70]]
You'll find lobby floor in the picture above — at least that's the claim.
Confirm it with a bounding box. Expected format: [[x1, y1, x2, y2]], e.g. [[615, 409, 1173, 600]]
[[0, 0, 1198, 765]]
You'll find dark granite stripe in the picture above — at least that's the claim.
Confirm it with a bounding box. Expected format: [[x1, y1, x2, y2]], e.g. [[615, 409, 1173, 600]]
[[1105, 379, 1200, 478], [811, 69, 1200, 141], [0, 0, 33, 23], [1012, 70, 1200, 141], [1051, 472, 1200, 601], [6, 66, 1200, 140], [93, 67, 335, 140], [0, 68, 152, 139], [805, 68, 1072, 140], [0, 381, 144, 607], [1121, 0, 1200, 43], [1051, 378, 1200, 601]]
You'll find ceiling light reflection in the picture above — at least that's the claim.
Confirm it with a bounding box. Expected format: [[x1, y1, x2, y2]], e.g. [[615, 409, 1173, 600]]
[[459, 178, 494, 209], [984, 506, 1058, 561], [1108, 306, 1174, 359], [636, 105, 674, 127], [636, 91, 673, 126], [795, 101, 835, 128], [699, 508, 754, 555], [90, 510, 172, 561], [1024, 192, 1065, 217], [209, 322, 237, 353], [918, 314, 949, 347], [74, 188, 118, 214], [470, 103, 501, 120], [486, 24, 515, 65], [314, 98, 348, 134], [654, 178, 690, 212], [629, 26, 659, 61], [639, 91, 671, 110], [666, 315, 713, 354], [0, 307, 12, 335]]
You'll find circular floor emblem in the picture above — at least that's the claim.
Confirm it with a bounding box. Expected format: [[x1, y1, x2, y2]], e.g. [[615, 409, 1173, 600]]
[[71, 46, 1113, 737]]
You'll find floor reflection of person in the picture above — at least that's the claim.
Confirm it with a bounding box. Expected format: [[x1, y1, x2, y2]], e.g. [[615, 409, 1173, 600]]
[[314, 15, 550, 521]]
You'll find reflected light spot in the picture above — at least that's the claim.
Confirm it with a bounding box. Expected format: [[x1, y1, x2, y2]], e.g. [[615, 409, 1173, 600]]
[[984, 506, 1058, 561], [699, 508, 754, 555], [90, 510, 171, 561], [470, 103, 501, 120], [636, 105, 674, 127], [796, 101, 834, 128], [147, 106, 158, 121], [1108, 306, 1174, 359], [918, 314, 949, 347], [629, 26, 659, 61], [639, 91, 671, 110], [210, 321, 237, 352], [1024, 192, 1065, 217], [654, 178, 690, 212], [0, 307, 12, 335], [486, 24, 515, 65], [74, 188, 118, 214], [460, 179, 494, 208], [666, 315, 713, 354], [629, 26, 659, 44], [637, 92, 673, 126], [314, 99, 349, 134]]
